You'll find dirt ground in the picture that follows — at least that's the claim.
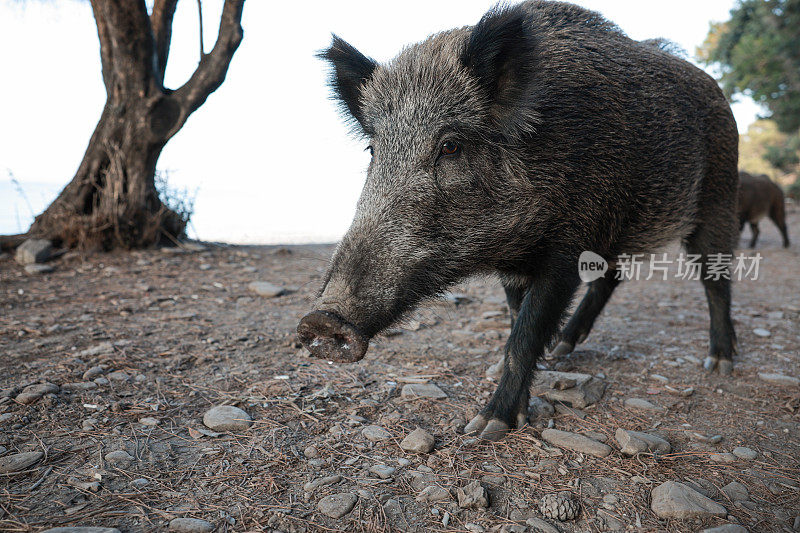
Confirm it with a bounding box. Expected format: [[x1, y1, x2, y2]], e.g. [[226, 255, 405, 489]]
[[1, 210, 798, 533]]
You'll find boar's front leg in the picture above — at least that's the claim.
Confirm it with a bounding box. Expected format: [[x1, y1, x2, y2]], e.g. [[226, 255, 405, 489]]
[[466, 262, 579, 440]]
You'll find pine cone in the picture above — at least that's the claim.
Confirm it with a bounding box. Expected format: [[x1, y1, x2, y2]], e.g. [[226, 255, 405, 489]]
[[539, 491, 580, 521]]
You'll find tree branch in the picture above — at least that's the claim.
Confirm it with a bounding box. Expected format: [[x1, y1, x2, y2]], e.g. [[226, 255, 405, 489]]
[[174, 0, 244, 115], [151, 0, 179, 81], [197, 0, 205, 57]]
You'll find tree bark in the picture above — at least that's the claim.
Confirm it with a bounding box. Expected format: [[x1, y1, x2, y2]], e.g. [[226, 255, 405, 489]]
[[20, 0, 244, 250]]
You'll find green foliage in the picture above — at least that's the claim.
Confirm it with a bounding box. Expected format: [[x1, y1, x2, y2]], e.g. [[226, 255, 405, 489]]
[[698, 0, 800, 133]]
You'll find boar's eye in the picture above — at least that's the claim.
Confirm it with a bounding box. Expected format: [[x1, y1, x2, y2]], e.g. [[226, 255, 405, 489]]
[[366, 145, 374, 156], [439, 140, 460, 157]]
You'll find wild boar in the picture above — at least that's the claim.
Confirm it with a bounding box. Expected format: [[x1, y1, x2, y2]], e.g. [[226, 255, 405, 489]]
[[298, 1, 739, 440], [738, 170, 790, 248]]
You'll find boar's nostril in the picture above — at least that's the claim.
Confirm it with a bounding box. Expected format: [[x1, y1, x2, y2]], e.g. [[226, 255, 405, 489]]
[[297, 310, 369, 363]]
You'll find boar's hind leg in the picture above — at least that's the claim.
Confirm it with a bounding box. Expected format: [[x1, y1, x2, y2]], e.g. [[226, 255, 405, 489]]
[[466, 264, 579, 440], [503, 283, 527, 328], [748, 222, 760, 249], [551, 271, 621, 357], [686, 226, 738, 376]]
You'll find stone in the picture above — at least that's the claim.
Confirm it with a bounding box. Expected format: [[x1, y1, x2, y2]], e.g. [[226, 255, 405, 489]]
[[362, 425, 392, 442], [203, 405, 252, 431], [525, 517, 561, 533], [623, 398, 664, 412], [532, 371, 606, 408], [105, 450, 134, 466], [62, 382, 98, 391], [317, 492, 357, 518], [15, 382, 59, 404], [541, 429, 612, 458], [83, 366, 106, 380], [41, 526, 120, 533], [382, 498, 404, 525], [615, 429, 671, 455], [400, 428, 435, 453], [0, 451, 44, 473], [247, 281, 286, 297], [303, 445, 319, 458], [465, 524, 485, 533], [721, 481, 749, 502], [529, 397, 555, 420], [710, 453, 737, 463], [651, 481, 726, 519], [752, 328, 771, 337], [758, 373, 799, 387], [168, 518, 215, 532], [15, 239, 53, 265], [457, 480, 489, 509], [25, 263, 54, 274], [370, 464, 396, 479], [139, 417, 159, 426], [700, 526, 748, 533], [732, 447, 757, 460], [304, 475, 342, 492], [416, 485, 451, 502], [400, 383, 447, 399]]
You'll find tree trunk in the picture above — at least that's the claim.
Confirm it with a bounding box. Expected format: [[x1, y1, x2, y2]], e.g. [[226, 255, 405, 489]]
[[18, 0, 244, 250]]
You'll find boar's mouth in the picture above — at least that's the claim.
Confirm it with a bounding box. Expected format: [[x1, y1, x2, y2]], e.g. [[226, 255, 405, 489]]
[[297, 310, 370, 363]]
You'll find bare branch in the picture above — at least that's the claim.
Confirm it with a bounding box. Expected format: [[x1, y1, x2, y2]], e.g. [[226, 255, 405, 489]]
[[151, 0, 180, 81], [174, 0, 244, 115], [89, 0, 115, 94], [197, 0, 205, 57]]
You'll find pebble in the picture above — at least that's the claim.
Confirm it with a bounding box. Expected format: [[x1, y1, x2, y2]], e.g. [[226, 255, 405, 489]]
[[400, 383, 447, 399], [710, 453, 737, 463], [732, 447, 757, 460], [752, 328, 771, 337], [362, 425, 392, 442], [416, 485, 451, 502], [615, 428, 671, 455], [457, 480, 489, 509], [532, 371, 606, 408], [721, 481, 749, 502], [651, 481, 726, 519], [15, 382, 59, 404], [303, 474, 342, 492], [83, 366, 106, 380], [624, 398, 664, 412], [202, 405, 252, 431], [465, 524, 485, 533], [541, 429, 612, 458], [317, 492, 358, 518], [525, 517, 561, 533], [132, 478, 149, 487], [247, 281, 286, 297], [168, 518, 214, 532], [107, 371, 130, 381], [15, 239, 53, 265], [369, 464, 396, 479], [105, 450, 134, 467], [41, 526, 120, 533], [0, 451, 44, 473], [700, 525, 748, 533], [303, 445, 320, 458], [400, 428, 435, 453], [758, 373, 799, 387], [62, 382, 98, 391], [139, 417, 159, 426], [25, 263, 54, 274]]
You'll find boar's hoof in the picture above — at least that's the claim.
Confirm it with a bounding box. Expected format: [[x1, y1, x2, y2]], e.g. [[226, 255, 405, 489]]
[[576, 332, 588, 344], [717, 359, 733, 376], [550, 341, 575, 357], [297, 310, 369, 363], [703, 355, 719, 372], [464, 414, 488, 436], [480, 419, 511, 441]]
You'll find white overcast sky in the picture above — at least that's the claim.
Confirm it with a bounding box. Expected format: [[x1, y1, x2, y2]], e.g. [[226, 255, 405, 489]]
[[0, 1, 762, 243]]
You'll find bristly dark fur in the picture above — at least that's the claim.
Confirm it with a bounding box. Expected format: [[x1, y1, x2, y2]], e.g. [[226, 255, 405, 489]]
[[317, 34, 377, 134], [460, 4, 540, 139]]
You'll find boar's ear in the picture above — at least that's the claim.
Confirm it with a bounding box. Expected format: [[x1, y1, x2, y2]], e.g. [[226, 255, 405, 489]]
[[318, 35, 377, 133], [461, 5, 538, 136]]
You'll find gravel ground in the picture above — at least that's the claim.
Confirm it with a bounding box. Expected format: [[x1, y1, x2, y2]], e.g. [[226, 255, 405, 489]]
[[1, 209, 798, 533]]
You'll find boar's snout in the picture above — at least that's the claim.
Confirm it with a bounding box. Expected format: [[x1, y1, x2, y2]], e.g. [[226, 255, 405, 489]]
[[297, 310, 369, 363]]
